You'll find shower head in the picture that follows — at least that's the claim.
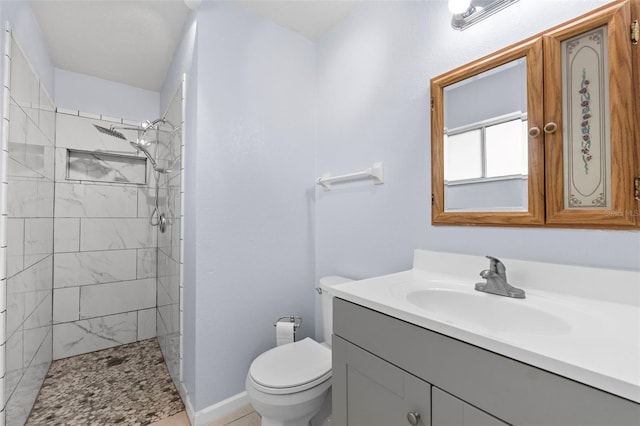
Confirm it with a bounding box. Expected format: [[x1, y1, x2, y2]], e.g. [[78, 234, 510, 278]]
[[130, 139, 158, 169], [94, 124, 127, 140]]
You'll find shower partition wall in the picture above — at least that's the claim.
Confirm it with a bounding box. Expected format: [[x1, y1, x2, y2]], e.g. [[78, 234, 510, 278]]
[[156, 82, 184, 391], [2, 31, 55, 426]]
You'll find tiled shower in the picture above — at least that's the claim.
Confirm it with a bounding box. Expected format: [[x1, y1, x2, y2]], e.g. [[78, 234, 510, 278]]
[[1, 30, 185, 425]]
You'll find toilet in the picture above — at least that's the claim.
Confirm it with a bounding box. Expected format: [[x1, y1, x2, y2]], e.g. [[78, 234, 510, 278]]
[[245, 276, 353, 426]]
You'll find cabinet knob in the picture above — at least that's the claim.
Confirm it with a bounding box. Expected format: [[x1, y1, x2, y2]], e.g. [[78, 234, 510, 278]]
[[406, 411, 421, 425], [543, 122, 558, 134], [528, 126, 541, 137]]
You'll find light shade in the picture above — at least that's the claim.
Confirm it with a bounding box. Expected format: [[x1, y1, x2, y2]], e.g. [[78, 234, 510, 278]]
[[448, 0, 472, 14], [451, 0, 520, 31], [184, 0, 202, 11]]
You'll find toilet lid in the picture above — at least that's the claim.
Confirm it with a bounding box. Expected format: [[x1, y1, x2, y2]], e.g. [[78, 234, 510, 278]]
[[249, 338, 331, 392]]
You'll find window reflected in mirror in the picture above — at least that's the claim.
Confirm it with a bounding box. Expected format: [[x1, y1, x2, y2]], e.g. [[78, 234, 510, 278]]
[[442, 58, 529, 212]]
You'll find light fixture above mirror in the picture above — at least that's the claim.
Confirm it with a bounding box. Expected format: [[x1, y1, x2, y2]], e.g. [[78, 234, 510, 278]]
[[448, 0, 473, 15], [450, 0, 520, 31]]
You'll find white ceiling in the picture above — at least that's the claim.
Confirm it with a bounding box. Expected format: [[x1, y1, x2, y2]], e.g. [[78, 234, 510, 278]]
[[236, 1, 360, 41], [30, 0, 191, 92], [29, 0, 360, 93]]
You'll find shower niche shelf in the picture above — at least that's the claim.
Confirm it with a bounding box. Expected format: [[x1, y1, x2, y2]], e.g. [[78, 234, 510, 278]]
[[66, 149, 148, 184]]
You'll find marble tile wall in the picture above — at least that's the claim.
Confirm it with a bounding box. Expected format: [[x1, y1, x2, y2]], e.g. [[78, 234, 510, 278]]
[[3, 33, 55, 426], [52, 111, 158, 360], [156, 84, 183, 389]]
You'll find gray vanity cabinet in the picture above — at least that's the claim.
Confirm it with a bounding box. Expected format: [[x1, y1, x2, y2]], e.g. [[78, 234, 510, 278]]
[[332, 298, 640, 426], [432, 387, 508, 426]]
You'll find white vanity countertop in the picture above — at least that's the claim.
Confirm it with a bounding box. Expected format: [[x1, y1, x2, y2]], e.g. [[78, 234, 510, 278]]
[[330, 250, 640, 403]]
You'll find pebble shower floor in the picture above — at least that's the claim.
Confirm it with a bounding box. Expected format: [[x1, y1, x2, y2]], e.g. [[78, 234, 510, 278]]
[[25, 339, 184, 425]]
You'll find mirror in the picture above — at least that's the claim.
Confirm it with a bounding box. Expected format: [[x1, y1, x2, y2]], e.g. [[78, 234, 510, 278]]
[[443, 58, 528, 212], [431, 38, 545, 226]]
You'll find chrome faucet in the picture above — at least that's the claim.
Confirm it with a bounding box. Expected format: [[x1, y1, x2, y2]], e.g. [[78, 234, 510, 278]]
[[475, 256, 525, 299]]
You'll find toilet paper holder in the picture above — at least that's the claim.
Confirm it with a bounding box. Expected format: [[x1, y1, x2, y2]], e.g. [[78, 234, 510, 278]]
[[273, 315, 303, 330]]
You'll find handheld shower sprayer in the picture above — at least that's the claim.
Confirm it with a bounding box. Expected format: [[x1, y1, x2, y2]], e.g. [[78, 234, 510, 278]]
[[129, 139, 158, 169]]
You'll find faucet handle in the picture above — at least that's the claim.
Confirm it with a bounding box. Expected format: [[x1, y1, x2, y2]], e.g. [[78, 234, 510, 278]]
[[485, 256, 506, 274]]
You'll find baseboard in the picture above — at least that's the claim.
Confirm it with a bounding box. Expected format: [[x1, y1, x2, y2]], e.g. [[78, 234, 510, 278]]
[[192, 391, 250, 426], [180, 383, 196, 425]]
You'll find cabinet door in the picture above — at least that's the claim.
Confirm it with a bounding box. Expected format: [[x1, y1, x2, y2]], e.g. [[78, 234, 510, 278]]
[[432, 387, 509, 426], [543, 0, 638, 227], [332, 335, 431, 426]]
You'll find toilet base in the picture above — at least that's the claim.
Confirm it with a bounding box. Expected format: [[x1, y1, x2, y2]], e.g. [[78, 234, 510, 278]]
[[246, 375, 331, 426], [260, 413, 314, 426], [320, 415, 333, 426]]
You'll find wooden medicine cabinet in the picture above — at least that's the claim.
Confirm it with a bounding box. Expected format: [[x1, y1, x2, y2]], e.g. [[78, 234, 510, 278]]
[[431, 0, 639, 228]]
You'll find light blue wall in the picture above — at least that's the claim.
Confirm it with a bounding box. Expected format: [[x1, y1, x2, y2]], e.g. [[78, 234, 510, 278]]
[[0, 0, 54, 98], [187, 2, 316, 411], [55, 68, 159, 121], [315, 0, 639, 303]]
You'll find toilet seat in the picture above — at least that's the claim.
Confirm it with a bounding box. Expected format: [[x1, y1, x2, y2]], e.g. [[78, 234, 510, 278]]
[[248, 338, 332, 395]]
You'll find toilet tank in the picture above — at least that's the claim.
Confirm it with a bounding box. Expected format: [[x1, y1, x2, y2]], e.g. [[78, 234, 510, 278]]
[[319, 275, 353, 345]]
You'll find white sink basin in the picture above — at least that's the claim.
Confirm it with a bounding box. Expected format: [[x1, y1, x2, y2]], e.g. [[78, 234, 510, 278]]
[[406, 288, 572, 335]]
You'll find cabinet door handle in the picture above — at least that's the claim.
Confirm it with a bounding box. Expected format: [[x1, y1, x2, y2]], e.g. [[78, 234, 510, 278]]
[[406, 411, 421, 425], [543, 122, 558, 134], [528, 126, 541, 137]]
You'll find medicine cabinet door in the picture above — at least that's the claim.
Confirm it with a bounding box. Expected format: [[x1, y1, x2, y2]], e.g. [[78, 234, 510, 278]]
[[543, 0, 638, 228], [431, 38, 545, 226]]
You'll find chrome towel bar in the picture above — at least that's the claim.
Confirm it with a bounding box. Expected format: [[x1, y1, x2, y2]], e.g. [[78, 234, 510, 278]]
[[316, 162, 384, 191]]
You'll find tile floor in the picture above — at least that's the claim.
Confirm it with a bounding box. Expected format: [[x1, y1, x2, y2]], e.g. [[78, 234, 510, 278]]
[[149, 405, 260, 426], [26, 339, 184, 425], [149, 411, 191, 426], [24, 336, 260, 426], [207, 405, 261, 426]]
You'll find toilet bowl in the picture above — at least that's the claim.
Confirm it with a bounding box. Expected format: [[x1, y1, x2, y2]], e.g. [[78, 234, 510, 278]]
[[245, 276, 353, 426]]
